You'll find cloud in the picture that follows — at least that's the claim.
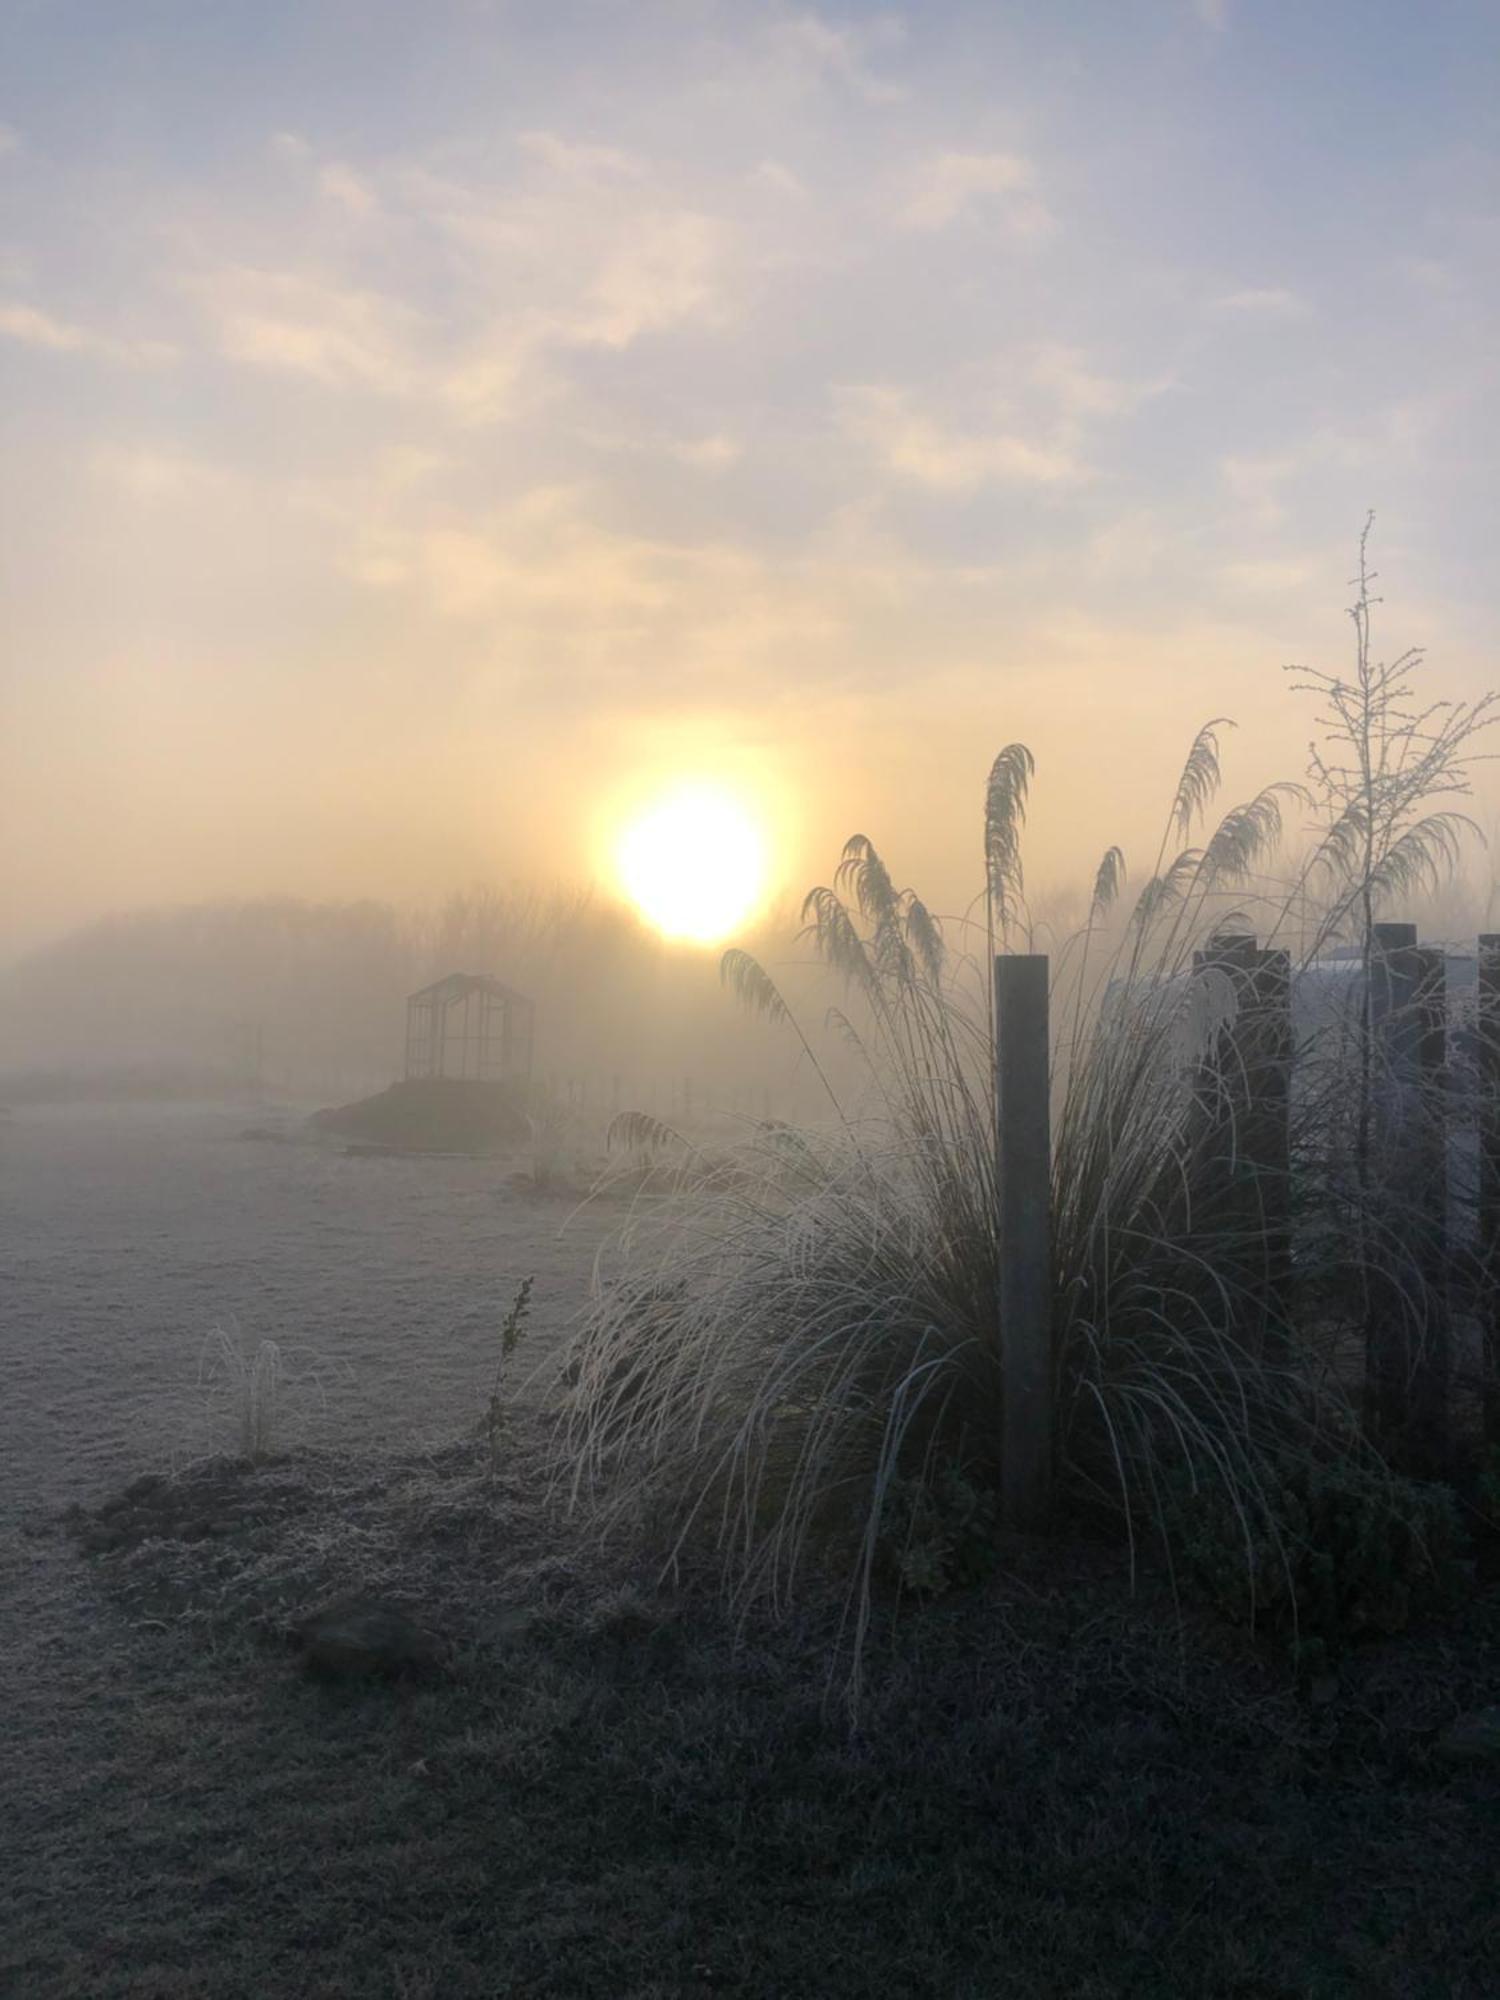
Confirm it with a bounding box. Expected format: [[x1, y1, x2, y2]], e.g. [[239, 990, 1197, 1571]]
[[897, 151, 1050, 235], [318, 163, 379, 216], [573, 209, 728, 347], [189, 266, 426, 391], [516, 131, 645, 183], [189, 140, 743, 418], [1209, 287, 1312, 318], [89, 444, 234, 499], [834, 347, 1157, 495], [672, 434, 742, 470], [767, 13, 907, 104], [0, 124, 20, 157], [1220, 558, 1316, 593], [0, 302, 177, 366], [748, 158, 806, 198], [1191, 0, 1230, 28], [1220, 452, 1297, 530], [1028, 343, 1163, 419], [836, 384, 1083, 492]]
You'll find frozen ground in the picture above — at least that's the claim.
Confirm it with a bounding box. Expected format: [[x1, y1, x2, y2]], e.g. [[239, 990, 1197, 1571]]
[[0, 1102, 615, 1514]]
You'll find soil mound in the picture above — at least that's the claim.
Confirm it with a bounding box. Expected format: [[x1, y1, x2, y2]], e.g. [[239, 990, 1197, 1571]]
[[311, 1077, 530, 1153]]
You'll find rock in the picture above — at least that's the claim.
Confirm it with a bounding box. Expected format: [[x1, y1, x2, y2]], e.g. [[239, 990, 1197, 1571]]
[[1433, 1706, 1500, 1765], [297, 1594, 443, 1680]]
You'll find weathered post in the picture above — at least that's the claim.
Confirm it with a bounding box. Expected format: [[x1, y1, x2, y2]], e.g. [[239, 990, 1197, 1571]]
[[1367, 923, 1449, 1474], [1248, 946, 1294, 1359], [1190, 934, 1293, 1359], [994, 953, 1053, 1532], [1478, 936, 1500, 1449]]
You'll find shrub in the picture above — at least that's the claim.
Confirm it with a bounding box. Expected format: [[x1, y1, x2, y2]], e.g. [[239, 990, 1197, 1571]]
[[877, 1458, 1002, 1598], [1163, 1454, 1470, 1671]]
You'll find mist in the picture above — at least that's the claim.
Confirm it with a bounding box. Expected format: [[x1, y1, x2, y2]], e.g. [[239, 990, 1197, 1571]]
[[7, 4, 1500, 1993]]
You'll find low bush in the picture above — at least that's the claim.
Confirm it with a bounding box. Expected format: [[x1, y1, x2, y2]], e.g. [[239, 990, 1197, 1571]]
[[1163, 1453, 1471, 1672], [877, 1457, 1002, 1598]]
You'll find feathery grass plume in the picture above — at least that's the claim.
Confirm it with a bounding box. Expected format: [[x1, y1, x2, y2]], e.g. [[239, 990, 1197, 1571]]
[[1090, 846, 1127, 924], [1196, 784, 1302, 891], [606, 1110, 684, 1156], [984, 744, 1034, 954], [903, 893, 946, 987], [721, 944, 844, 1119], [801, 885, 880, 1002], [1172, 720, 1233, 841], [720, 947, 790, 1028]]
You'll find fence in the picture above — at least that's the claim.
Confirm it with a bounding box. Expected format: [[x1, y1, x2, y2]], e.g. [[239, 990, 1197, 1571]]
[[993, 925, 1500, 1528]]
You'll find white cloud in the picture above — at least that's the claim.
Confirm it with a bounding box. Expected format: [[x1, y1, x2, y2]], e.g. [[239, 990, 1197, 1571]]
[[189, 140, 738, 422], [517, 131, 645, 183], [574, 209, 728, 347], [1220, 453, 1297, 530], [0, 302, 176, 366], [836, 384, 1083, 492], [748, 158, 806, 198], [672, 434, 742, 471], [1209, 286, 1312, 318], [89, 444, 239, 500], [897, 151, 1049, 236], [190, 266, 425, 391], [318, 163, 379, 216], [768, 13, 907, 104], [1029, 344, 1162, 419], [1220, 558, 1316, 594], [1192, 0, 1230, 29]]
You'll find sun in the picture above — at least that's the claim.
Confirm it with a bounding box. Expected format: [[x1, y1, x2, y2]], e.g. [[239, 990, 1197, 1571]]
[[614, 782, 770, 944]]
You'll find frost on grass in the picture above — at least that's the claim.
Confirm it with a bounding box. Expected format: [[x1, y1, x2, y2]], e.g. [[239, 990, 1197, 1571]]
[[552, 530, 1499, 1702]]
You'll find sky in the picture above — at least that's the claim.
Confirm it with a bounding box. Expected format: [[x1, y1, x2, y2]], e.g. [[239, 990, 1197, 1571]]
[[2, 0, 1497, 953]]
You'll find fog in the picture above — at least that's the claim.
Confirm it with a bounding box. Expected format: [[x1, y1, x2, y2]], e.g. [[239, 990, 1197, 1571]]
[[0, 888, 846, 1118]]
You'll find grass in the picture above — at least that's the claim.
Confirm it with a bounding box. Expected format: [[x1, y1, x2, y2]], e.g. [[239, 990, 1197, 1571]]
[[197, 1322, 355, 1467], [13, 1411, 1496, 1998], [198, 1323, 289, 1463], [552, 743, 1353, 1695], [552, 533, 1500, 1705]]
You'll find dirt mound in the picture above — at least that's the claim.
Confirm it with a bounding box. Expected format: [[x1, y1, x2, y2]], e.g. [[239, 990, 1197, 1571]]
[[310, 1077, 530, 1153]]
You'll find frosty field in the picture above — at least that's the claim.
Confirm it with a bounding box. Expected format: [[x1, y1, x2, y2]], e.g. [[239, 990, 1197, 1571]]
[[4, 1103, 1498, 1999], [0, 1103, 611, 1514]]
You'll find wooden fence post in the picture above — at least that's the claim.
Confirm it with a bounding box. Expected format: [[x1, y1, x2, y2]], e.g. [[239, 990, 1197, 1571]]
[[1367, 923, 1449, 1474], [994, 954, 1053, 1532], [1191, 934, 1293, 1360], [1249, 945, 1294, 1360], [1478, 936, 1500, 1450]]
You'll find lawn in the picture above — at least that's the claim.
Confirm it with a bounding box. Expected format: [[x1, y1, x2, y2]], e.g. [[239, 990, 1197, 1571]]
[[6, 1408, 1497, 2000]]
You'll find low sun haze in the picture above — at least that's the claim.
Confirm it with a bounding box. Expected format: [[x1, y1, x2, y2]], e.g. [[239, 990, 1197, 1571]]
[[2, 0, 1497, 954]]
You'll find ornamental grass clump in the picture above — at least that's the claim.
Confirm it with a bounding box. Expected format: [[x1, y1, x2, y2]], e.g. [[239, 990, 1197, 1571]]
[[556, 728, 1339, 1679], [554, 529, 1494, 1696]]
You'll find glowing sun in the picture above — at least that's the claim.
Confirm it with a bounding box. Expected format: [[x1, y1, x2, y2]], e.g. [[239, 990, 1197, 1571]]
[[614, 783, 769, 944]]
